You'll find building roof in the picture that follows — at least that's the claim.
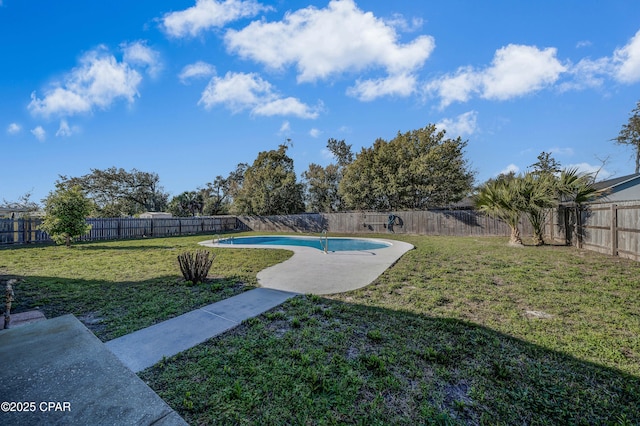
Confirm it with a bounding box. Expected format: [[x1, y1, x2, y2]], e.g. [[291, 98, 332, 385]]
[[592, 173, 640, 191]]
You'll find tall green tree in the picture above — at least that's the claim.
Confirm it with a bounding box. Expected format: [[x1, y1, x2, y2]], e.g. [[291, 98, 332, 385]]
[[40, 185, 93, 247], [200, 176, 231, 215], [474, 177, 525, 246], [476, 168, 600, 247], [530, 151, 562, 176], [327, 138, 354, 167], [302, 138, 353, 212], [613, 100, 640, 173], [340, 124, 474, 210], [556, 168, 600, 206], [168, 191, 204, 217], [518, 173, 556, 246], [58, 167, 168, 217], [556, 168, 601, 248], [302, 163, 341, 212], [233, 144, 305, 215]]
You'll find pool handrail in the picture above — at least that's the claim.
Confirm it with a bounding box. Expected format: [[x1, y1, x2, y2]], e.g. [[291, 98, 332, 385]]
[[320, 230, 329, 253]]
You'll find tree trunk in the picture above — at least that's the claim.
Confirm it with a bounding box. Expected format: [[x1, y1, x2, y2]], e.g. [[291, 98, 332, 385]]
[[509, 225, 523, 246], [532, 230, 545, 246], [65, 234, 71, 247]]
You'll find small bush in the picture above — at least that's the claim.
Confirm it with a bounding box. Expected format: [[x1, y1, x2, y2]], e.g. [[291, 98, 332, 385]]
[[177, 250, 215, 285]]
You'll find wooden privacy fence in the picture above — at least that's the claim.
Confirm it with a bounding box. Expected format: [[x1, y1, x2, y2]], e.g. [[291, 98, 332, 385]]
[[238, 205, 640, 261], [570, 201, 640, 261], [4, 204, 639, 261], [238, 210, 534, 237], [0, 216, 239, 245]]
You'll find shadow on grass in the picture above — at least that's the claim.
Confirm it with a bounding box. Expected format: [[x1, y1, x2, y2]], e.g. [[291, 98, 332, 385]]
[[142, 295, 640, 425], [71, 244, 188, 251], [9, 275, 253, 342]]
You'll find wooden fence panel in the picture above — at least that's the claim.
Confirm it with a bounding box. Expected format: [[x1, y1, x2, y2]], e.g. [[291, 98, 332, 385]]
[[4, 204, 640, 261], [0, 216, 241, 245], [581, 206, 611, 255], [616, 205, 640, 260], [242, 210, 533, 238], [0, 219, 12, 244]]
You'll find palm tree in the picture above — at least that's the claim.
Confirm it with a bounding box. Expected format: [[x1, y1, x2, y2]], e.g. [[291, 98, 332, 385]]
[[556, 168, 601, 248], [475, 177, 524, 246], [556, 168, 600, 205], [518, 173, 556, 246]]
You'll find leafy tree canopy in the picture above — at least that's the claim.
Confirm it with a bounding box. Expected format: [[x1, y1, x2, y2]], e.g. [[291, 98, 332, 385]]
[[40, 185, 92, 247], [302, 138, 353, 213], [613, 100, 640, 173], [168, 191, 204, 217], [339, 124, 475, 210], [529, 151, 562, 176], [475, 168, 600, 246], [58, 167, 168, 217], [233, 144, 305, 215]]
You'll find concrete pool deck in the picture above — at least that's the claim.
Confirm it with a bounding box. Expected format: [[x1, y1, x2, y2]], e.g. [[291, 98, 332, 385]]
[[199, 236, 414, 295]]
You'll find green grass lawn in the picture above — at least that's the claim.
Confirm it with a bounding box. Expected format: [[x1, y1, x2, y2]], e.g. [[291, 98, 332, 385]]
[[0, 234, 291, 340], [2, 233, 639, 424]]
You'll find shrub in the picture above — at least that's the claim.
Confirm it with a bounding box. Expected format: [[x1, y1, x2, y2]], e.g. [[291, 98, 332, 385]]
[[177, 250, 215, 285]]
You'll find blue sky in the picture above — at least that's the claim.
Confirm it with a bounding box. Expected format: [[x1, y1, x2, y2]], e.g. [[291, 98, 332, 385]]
[[2, 0, 640, 204]]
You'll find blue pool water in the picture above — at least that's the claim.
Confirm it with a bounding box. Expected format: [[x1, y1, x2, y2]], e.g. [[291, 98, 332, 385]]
[[217, 236, 390, 252]]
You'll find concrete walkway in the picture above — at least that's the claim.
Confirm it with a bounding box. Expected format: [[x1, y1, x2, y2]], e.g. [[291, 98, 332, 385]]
[[0, 314, 187, 426], [200, 236, 414, 294], [106, 288, 296, 372]]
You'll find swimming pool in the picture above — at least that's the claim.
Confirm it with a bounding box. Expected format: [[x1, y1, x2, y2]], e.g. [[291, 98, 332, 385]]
[[216, 235, 391, 252]]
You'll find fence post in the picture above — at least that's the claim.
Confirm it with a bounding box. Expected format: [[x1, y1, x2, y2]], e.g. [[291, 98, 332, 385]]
[[576, 207, 582, 249], [611, 204, 618, 257]]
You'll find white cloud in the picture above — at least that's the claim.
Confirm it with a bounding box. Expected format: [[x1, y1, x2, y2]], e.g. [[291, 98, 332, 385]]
[[179, 61, 216, 84], [424, 66, 479, 107], [122, 40, 162, 78], [28, 45, 147, 117], [31, 126, 46, 141], [55, 119, 79, 137], [576, 40, 592, 49], [347, 73, 417, 101], [435, 111, 478, 137], [482, 45, 567, 100], [498, 164, 520, 176], [383, 13, 423, 33], [199, 71, 271, 111], [427, 44, 566, 108], [559, 57, 612, 91], [252, 97, 319, 118], [7, 123, 21, 134], [198, 71, 319, 118], [279, 121, 291, 134], [613, 29, 640, 83], [309, 128, 321, 138], [566, 162, 612, 180], [162, 0, 270, 38], [559, 29, 640, 90], [225, 0, 434, 92]]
